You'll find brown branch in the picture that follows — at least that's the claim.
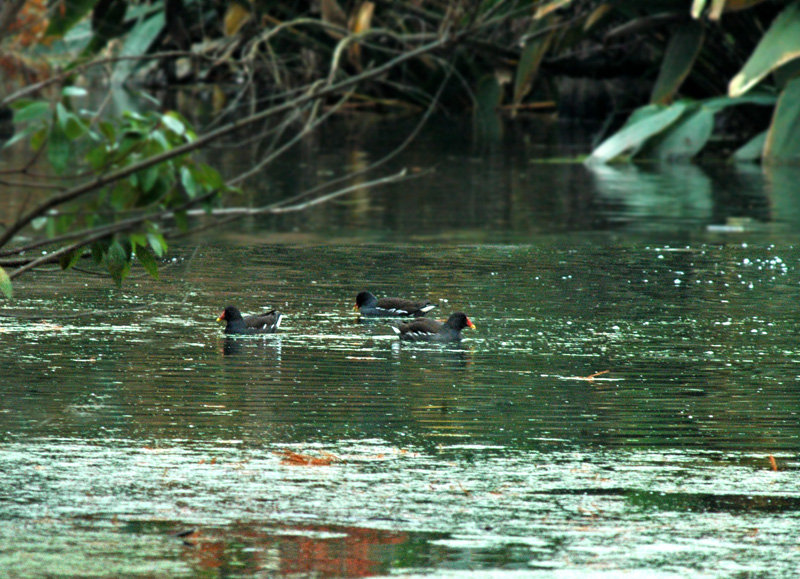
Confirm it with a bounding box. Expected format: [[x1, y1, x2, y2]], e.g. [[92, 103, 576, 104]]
[[0, 34, 452, 250]]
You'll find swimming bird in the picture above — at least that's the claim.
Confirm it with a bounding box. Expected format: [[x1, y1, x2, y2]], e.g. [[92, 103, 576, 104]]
[[355, 291, 436, 317], [391, 312, 475, 342], [216, 306, 282, 334]]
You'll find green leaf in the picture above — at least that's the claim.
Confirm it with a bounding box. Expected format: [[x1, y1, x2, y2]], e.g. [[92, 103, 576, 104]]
[[47, 124, 71, 173], [640, 105, 714, 161], [135, 244, 159, 279], [764, 75, 800, 162], [111, 11, 166, 84], [513, 26, 554, 106], [56, 103, 87, 141], [161, 112, 186, 136], [46, 0, 101, 37], [180, 166, 198, 198], [106, 240, 130, 287], [587, 103, 687, 164], [147, 232, 167, 257], [59, 248, 84, 271], [732, 130, 767, 162], [12, 101, 51, 123], [651, 21, 705, 104], [62, 86, 88, 98], [729, 2, 800, 97], [0, 266, 12, 299], [138, 166, 160, 193]]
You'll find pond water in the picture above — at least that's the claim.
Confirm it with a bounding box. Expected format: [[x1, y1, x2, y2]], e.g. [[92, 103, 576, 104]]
[[3, 116, 800, 577]]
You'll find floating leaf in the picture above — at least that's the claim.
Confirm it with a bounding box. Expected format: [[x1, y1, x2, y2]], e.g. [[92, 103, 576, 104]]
[[0, 266, 12, 299], [729, 2, 800, 97], [587, 103, 687, 163], [650, 21, 705, 104], [764, 75, 800, 162]]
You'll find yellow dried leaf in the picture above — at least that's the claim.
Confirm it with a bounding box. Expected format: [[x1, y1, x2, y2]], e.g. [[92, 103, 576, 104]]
[[534, 0, 573, 20], [583, 3, 613, 32], [349, 1, 375, 35], [224, 2, 251, 37]]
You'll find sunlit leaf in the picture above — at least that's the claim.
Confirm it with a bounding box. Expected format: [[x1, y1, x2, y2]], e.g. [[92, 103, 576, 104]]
[[650, 21, 705, 104], [764, 75, 800, 162], [161, 112, 185, 136], [732, 130, 767, 162], [729, 2, 800, 97], [147, 232, 167, 257], [587, 103, 687, 164], [534, 0, 573, 19], [0, 266, 12, 299], [347, 1, 374, 69], [584, 3, 613, 31], [62, 86, 88, 98], [135, 244, 159, 279]]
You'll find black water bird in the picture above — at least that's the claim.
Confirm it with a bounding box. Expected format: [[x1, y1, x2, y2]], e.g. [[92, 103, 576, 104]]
[[216, 306, 282, 334], [391, 312, 475, 342], [355, 291, 436, 317]]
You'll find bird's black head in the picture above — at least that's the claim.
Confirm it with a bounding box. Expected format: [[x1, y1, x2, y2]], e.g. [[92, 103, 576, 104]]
[[217, 306, 243, 322], [355, 291, 376, 308], [446, 312, 475, 331]]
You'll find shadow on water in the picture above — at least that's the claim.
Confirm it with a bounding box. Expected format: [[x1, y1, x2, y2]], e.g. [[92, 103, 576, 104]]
[[4, 117, 800, 576]]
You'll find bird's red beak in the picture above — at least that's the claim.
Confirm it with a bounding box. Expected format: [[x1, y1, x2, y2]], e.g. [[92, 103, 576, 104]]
[[216, 311, 226, 322], [466, 317, 475, 330]]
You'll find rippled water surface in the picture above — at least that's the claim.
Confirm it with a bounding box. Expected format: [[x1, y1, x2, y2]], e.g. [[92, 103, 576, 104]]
[[3, 118, 800, 577]]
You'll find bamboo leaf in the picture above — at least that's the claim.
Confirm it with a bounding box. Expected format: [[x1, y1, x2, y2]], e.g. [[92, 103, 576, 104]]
[[729, 2, 800, 97], [764, 75, 800, 162], [651, 21, 705, 104], [587, 103, 687, 164], [0, 266, 12, 299], [147, 232, 167, 257]]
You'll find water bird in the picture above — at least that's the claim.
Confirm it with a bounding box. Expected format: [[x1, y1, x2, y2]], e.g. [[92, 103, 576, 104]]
[[355, 291, 436, 317], [391, 312, 475, 342], [216, 306, 282, 334]]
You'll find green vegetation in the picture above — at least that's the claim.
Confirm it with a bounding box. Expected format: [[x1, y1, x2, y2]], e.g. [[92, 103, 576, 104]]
[[2, 0, 800, 297]]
